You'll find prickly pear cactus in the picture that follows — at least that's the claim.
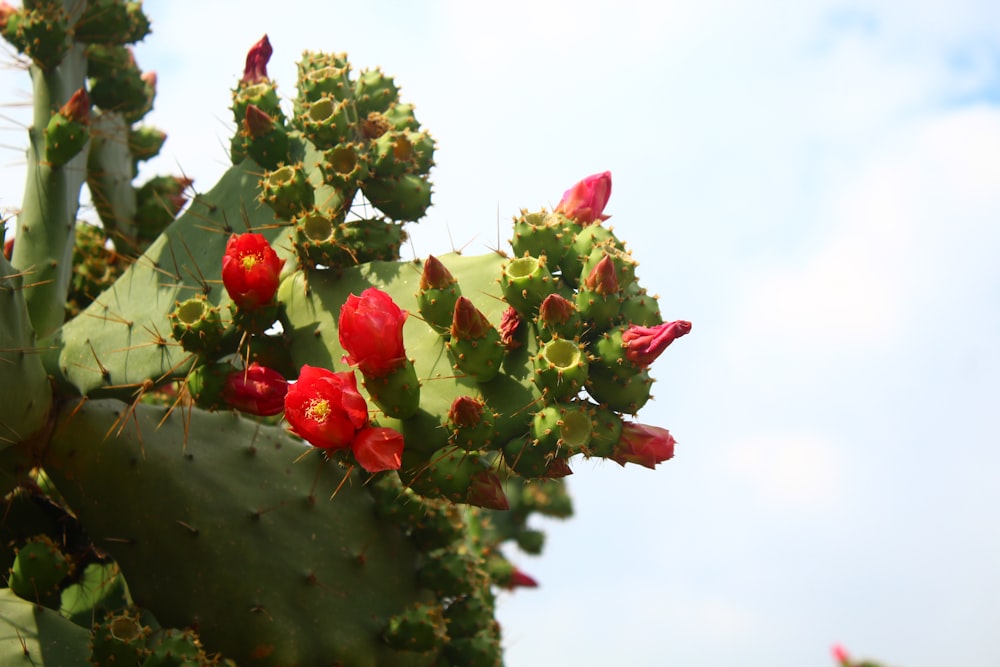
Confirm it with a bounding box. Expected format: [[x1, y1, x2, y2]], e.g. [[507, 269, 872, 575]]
[[0, 3, 691, 665]]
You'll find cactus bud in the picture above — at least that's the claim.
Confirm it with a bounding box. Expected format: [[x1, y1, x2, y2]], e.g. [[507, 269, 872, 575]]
[[169, 297, 227, 356], [259, 164, 314, 220], [382, 602, 447, 652], [500, 255, 556, 315], [554, 171, 612, 224], [447, 298, 504, 382], [417, 255, 462, 334], [536, 293, 582, 343], [532, 338, 588, 400], [241, 34, 272, 84], [221, 233, 284, 311], [575, 255, 622, 327], [499, 306, 524, 350], [221, 363, 288, 416], [447, 396, 497, 451], [44, 88, 90, 167], [611, 422, 675, 469], [239, 104, 289, 169]]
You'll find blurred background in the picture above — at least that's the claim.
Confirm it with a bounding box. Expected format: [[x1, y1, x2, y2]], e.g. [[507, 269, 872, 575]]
[[3, 1, 999, 664]]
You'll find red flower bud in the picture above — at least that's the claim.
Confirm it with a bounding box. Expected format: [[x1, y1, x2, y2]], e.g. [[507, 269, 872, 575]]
[[554, 171, 612, 224], [221, 363, 287, 416], [622, 320, 692, 367], [419, 254, 457, 289], [244, 104, 276, 139], [499, 306, 523, 350], [611, 422, 675, 469], [466, 470, 509, 510], [448, 396, 486, 428], [544, 458, 573, 478], [538, 293, 575, 325], [831, 644, 850, 666], [59, 88, 90, 124], [242, 35, 272, 84], [583, 255, 619, 296], [338, 288, 408, 376], [507, 567, 540, 589], [451, 297, 493, 340], [3, 238, 13, 261], [284, 365, 369, 450], [351, 426, 405, 473], [221, 233, 284, 310]]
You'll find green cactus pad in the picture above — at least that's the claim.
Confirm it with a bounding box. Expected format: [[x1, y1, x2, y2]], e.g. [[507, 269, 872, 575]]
[[43, 398, 441, 667], [0, 587, 91, 665]]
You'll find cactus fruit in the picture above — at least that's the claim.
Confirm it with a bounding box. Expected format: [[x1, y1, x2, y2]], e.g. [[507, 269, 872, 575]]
[[0, 15, 692, 667]]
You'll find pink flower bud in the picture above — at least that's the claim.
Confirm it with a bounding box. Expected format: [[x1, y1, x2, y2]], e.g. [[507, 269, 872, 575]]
[[59, 88, 90, 124], [538, 293, 575, 326], [242, 35, 273, 84], [611, 422, 675, 469], [221, 363, 287, 416], [451, 297, 493, 340], [555, 171, 612, 224], [583, 255, 619, 296], [831, 644, 850, 665], [622, 320, 692, 367]]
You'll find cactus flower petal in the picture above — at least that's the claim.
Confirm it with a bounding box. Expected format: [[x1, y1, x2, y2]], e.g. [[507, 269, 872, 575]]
[[351, 426, 405, 473], [610, 422, 675, 469], [554, 171, 612, 224], [622, 320, 692, 368], [221, 233, 284, 311], [339, 288, 408, 376], [221, 363, 288, 416], [284, 365, 369, 450], [507, 567, 540, 589], [499, 306, 523, 350], [242, 35, 272, 84]]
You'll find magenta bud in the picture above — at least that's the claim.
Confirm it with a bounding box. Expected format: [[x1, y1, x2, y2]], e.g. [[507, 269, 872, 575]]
[[242, 35, 273, 84], [554, 171, 612, 224], [622, 320, 692, 367], [611, 423, 675, 469], [583, 255, 619, 296]]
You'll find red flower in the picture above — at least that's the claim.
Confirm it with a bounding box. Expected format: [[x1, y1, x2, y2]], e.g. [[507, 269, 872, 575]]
[[351, 426, 404, 472], [338, 288, 408, 376], [221, 233, 284, 310], [554, 171, 612, 224], [284, 365, 369, 450], [610, 423, 676, 469], [622, 320, 692, 367], [242, 35, 272, 84], [221, 363, 287, 416]]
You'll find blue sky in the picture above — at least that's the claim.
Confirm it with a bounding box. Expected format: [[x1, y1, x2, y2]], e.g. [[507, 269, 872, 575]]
[[3, 1, 1000, 665]]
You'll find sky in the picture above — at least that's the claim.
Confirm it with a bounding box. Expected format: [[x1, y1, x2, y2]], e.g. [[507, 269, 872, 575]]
[[3, 1, 1000, 665]]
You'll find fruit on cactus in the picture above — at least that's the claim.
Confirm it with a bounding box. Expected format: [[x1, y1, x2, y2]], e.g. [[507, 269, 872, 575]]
[[283, 365, 369, 450], [555, 171, 612, 224], [623, 319, 693, 367], [221, 232, 284, 310], [611, 422, 676, 469], [221, 363, 288, 416], [339, 288, 408, 376]]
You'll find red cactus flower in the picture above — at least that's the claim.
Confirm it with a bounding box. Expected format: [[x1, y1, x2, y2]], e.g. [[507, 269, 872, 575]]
[[555, 171, 612, 224], [338, 288, 408, 376], [831, 644, 850, 666], [622, 320, 692, 367], [59, 88, 90, 124], [499, 306, 523, 350], [284, 365, 370, 450], [221, 363, 287, 416], [221, 233, 284, 310], [242, 35, 272, 84], [351, 426, 405, 473], [611, 422, 675, 469]]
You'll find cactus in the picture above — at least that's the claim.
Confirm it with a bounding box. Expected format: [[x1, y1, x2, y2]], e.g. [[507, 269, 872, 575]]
[[0, 7, 691, 666]]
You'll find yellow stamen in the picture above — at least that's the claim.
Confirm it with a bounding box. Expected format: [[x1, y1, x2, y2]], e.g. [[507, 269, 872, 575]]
[[306, 398, 330, 422]]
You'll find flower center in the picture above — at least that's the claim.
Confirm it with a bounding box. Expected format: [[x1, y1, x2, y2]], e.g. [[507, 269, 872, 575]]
[[305, 398, 331, 422], [241, 252, 262, 271]]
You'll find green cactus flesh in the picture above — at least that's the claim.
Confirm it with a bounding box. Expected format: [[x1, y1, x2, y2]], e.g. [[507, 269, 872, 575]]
[[43, 398, 442, 667]]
